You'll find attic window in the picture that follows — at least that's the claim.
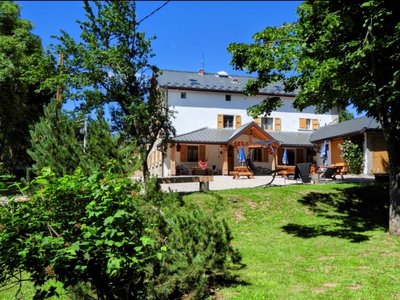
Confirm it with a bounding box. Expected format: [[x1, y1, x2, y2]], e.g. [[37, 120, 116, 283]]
[[231, 78, 240, 84], [225, 94, 231, 101], [180, 92, 186, 99]]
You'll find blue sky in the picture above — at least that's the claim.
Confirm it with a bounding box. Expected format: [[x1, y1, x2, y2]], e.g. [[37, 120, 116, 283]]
[[18, 1, 362, 117], [19, 1, 300, 75]]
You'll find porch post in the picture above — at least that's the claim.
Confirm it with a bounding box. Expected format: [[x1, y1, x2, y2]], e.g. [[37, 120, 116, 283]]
[[222, 145, 228, 175], [170, 144, 176, 176], [272, 149, 276, 170]]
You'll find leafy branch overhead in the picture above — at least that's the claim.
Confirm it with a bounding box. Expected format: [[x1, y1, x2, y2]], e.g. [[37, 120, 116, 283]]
[[229, 0, 400, 235], [51, 0, 175, 178], [0, 1, 55, 172]]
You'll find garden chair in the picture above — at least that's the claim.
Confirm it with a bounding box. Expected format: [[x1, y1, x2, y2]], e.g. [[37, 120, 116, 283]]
[[320, 166, 338, 181], [294, 163, 312, 183]]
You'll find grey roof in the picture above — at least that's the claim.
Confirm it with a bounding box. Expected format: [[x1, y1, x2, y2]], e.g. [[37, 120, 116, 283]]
[[310, 116, 381, 142], [172, 122, 313, 147], [173, 127, 234, 144], [268, 131, 313, 147], [173, 121, 265, 144], [158, 69, 296, 96]]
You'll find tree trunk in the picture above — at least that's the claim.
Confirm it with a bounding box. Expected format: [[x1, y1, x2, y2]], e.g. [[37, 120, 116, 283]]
[[386, 132, 400, 235], [142, 149, 150, 180]]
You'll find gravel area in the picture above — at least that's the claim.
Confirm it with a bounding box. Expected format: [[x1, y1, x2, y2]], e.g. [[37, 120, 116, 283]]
[[159, 174, 375, 193]]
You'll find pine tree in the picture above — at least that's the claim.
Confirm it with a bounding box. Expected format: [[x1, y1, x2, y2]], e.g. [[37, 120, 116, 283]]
[[28, 100, 83, 176], [28, 100, 138, 176], [84, 109, 138, 174]]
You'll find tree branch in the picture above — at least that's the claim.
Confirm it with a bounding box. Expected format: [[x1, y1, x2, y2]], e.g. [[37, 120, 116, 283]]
[[137, 1, 170, 25]]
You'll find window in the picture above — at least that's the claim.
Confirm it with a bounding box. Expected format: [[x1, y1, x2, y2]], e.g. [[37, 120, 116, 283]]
[[261, 117, 274, 130], [306, 119, 311, 130], [253, 148, 263, 162], [180, 92, 186, 99], [299, 118, 319, 130], [187, 145, 198, 162], [223, 115, 234, 128], [256, 116, 281, 131], [225, 94, 231, 101]]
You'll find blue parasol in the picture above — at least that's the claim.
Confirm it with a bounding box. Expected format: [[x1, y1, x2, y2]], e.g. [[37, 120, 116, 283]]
[[237, 146, 246, 165], [282, 148, 288, 165], [320, 141, 328, 165]]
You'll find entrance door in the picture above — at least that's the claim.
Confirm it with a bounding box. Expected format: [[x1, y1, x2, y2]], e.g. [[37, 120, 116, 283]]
[[228, 145, 234, 172]]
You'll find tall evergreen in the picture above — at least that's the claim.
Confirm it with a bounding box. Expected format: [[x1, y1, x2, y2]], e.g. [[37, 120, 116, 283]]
[[28, 100, 83, 176], [28, 100, 137, 176]]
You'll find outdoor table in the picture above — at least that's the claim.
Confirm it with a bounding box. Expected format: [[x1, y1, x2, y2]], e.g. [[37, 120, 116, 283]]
[[230, 166, 254, 179]]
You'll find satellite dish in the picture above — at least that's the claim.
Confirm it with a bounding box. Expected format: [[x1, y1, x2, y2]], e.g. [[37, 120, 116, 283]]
[[216, 71, 229, 77]]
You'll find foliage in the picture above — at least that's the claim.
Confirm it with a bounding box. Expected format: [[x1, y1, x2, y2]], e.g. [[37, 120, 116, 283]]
[[339, 108, 354, 122], [51, 0, 175, 178], [3, 183, 400, 299], [28, 99, 137, 177], [228, 0, 400, 234], [0, 1, 55, 172], [0, 168, 241, 299], [339, 140, 363, 174]]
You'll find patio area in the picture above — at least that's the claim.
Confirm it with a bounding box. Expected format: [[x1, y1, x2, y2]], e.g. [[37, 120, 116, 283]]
[[159, 174, 375, 193]]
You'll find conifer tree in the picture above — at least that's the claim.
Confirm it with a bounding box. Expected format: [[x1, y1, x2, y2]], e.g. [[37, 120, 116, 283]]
[[28, 100, 137, 176], [28, 100, 83, 176]]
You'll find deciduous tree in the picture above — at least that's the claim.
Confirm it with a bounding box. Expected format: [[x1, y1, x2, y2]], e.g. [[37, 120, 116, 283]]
[[53, 0, 175, 178], [0, 1, 55, 172], [228, 0, 400, 234]]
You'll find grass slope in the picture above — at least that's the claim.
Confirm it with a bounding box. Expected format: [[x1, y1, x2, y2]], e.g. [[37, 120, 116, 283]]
[[184, 182, 400, 300]]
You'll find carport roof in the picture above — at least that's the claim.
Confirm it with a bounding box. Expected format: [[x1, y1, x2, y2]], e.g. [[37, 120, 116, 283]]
[[310, 116, 381, 142]]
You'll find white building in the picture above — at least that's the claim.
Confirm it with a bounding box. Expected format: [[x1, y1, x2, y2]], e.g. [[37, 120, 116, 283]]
[[148, 69, 340, 177]]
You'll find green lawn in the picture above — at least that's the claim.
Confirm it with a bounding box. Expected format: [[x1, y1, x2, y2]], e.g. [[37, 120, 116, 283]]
[[2, 182, 400, 299], [184, 182, 400, 299]]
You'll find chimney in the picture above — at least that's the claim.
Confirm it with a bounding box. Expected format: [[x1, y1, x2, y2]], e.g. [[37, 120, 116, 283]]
[[198, 68, 205, 76]]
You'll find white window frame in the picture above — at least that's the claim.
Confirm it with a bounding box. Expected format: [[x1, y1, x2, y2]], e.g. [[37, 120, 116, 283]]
[[223, 115, 234, 128], [261, 117, 274, 131]]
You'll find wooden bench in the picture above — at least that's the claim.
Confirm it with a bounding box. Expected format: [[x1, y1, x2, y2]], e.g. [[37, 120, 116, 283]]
[[229, 171, 254, 179], [277, 165, 295, 177], [157, 175, 213, 191], [192, 167, 213, 175], [331, 162, 348, 180]]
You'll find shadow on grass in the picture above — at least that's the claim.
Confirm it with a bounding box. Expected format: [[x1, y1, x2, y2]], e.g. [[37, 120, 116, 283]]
[[282, 183, 389, 243]]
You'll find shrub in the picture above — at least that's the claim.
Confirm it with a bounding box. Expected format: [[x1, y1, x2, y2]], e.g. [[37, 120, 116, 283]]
[[339, 139, 364, 174], [0, 168, 241, 299]]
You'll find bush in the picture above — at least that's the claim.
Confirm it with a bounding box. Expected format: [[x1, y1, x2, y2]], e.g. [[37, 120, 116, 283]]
[[0, 168, 241, 299], [339, 139, 364, 174]]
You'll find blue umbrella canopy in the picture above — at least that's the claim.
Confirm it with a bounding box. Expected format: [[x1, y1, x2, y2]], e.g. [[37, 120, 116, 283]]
[[237, 146, 246, 165], [282, 148, 288, 165], [320, 141, 328, 165], [320, 141, 328, 159]]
